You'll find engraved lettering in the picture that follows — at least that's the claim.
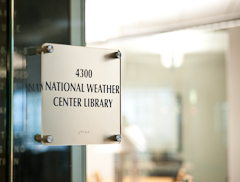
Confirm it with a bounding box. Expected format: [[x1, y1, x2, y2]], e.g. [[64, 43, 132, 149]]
[[53, 97, 58, 106], [0, 158, 6, 166], [16, 24, 20, 33], [14, 158, 19, 165], [1, 46, 6, 54], [1, 23, 6, 31], [0, 131, 5, 139], [83, 98, 113, 108], [14, 145, 25, 153], [0, 9, 7, 17], [53, 97, 82, 107]]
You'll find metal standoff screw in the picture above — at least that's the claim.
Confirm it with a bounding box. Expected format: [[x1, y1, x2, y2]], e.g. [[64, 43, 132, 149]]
[[116, 134, 121, 142], [34, 134, 42, 143], [116, 51, 121, 58], [45, 135, 54, 143], [42, 45, 54, 53], [34, 134, 53, 143]]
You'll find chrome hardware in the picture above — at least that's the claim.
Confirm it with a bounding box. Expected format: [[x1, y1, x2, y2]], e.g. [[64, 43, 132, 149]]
[[34, 134, 54, 143]]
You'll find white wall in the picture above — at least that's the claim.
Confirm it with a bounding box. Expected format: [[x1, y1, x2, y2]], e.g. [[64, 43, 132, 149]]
[[227, 27, 240, 182]]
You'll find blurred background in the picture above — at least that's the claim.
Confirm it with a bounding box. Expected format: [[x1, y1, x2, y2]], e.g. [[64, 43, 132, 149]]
[[85, 0, 240, 182]]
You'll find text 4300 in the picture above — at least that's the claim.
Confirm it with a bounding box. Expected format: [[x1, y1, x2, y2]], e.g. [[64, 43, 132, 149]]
[[76, 69, 92, 78]]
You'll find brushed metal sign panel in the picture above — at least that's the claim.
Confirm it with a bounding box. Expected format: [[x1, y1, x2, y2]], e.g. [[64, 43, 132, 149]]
[[41, 43, 121, 145]]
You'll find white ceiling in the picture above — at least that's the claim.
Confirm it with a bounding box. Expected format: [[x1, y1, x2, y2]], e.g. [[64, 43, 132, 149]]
[[86, 0, 240, 43]]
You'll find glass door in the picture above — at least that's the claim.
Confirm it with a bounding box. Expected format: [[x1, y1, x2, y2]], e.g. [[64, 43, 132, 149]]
[[0, 0, 8, 181], [1, 0, 86, 181], [86, 29, 228, 182]]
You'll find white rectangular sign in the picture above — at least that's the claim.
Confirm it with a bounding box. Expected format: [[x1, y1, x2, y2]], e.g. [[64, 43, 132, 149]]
[[41, 43, 121, 145]]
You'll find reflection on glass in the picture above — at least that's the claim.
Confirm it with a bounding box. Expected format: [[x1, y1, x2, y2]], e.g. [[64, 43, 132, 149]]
[[87, 29, 228, 182], [13, 0, 71, 181], [0, 0, 7, 180], [122, 88, 178, 152]]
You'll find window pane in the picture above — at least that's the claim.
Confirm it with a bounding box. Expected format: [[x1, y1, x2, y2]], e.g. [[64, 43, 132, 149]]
[[87, 30, 228, 182]]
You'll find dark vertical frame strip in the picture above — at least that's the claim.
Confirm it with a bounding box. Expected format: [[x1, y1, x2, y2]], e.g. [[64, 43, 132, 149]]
[[6, 0, 14, 181], [70, 0, 86, 182], [80, 2, 86, 180], [0, 0, 7, 181], [80, 0, 85, 46]]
